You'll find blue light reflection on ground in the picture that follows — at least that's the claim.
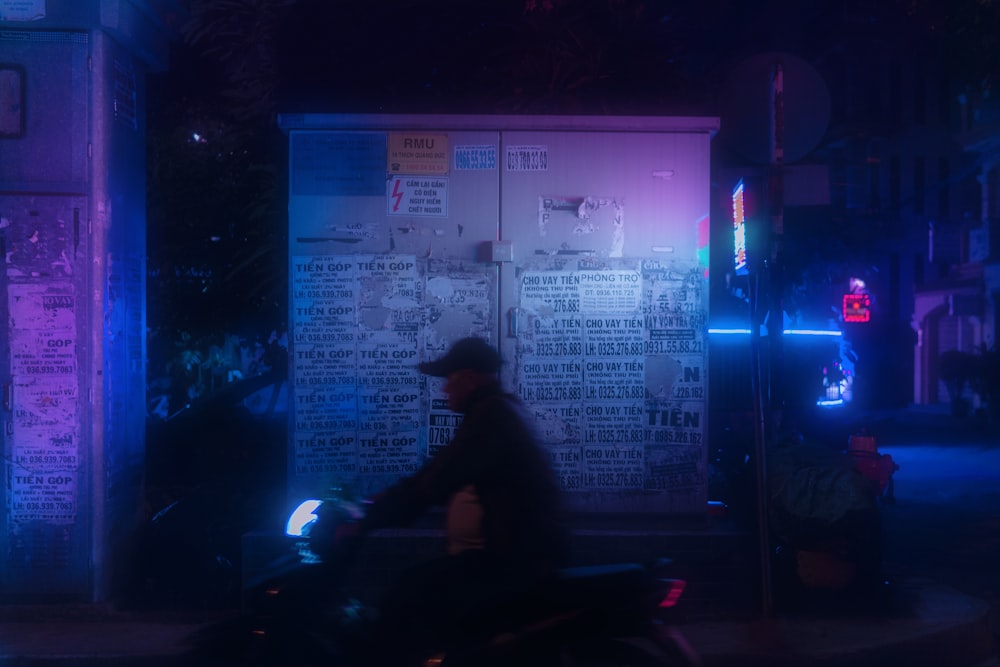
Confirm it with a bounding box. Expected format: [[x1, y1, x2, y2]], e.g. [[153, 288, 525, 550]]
[[880, 444, 1000, 502]]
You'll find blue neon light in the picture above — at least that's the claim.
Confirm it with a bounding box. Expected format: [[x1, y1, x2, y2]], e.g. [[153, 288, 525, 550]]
[[782, 329, 843, 337], [708, 328, 843, 338]]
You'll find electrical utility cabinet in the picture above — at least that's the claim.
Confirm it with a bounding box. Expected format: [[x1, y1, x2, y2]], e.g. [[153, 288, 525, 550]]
[[0, 2, 180, 601], [278, 114, 718, 514]]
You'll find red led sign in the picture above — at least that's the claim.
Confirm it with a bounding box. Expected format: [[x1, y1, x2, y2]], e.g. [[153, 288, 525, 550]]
[[843, 294, 871, 323]]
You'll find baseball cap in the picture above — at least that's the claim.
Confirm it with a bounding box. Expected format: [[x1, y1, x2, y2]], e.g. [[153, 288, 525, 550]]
[[418, 337, 502, 377]]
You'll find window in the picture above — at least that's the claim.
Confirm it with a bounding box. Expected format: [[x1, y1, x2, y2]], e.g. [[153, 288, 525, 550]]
[[913, 64, 926, 124], [913, 156, 925, 216], [868, 142, 881, 213], [938, 157, 950, 220], [889, 64, 902, 126], [939, 76, 951, 126], [890, 156, 901, 212], [0, 64, 25, 138], [913, 65, 927, 125], [866, 56, 882, 121]]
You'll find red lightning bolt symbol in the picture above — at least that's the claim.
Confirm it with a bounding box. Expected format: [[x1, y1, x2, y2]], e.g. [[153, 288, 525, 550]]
[[391, 179, 404, 212]]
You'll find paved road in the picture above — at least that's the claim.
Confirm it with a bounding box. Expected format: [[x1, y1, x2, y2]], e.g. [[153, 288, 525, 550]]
[[879, 442, 1000, 660]]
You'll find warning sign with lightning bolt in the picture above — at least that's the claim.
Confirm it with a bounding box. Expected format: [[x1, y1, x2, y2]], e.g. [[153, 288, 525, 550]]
[[386, 175, 449, 217]]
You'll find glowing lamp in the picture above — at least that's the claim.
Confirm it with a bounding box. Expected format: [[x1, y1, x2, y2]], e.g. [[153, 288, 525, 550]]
[[286, 499, 323, 537]]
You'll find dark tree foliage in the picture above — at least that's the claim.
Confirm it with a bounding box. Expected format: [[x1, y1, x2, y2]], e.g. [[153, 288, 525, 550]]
[[146, 1, 292, 396], [268, 0, 700, 115], [146, 0, 701, 395]]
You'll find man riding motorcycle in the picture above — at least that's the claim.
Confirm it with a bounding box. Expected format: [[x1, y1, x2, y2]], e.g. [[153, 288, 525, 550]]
[[337, 337, 570, 665]]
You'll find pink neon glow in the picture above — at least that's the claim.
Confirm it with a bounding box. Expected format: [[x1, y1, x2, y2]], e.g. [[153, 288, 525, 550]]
[[658, 578, 686, 608]]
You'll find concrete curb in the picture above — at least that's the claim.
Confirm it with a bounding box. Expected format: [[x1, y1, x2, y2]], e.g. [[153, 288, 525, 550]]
[[0, 582, 992, 667], [681, 582, 994, 667]]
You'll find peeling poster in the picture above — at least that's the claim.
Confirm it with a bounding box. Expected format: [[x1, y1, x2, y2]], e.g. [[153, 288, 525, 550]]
[[537, 196, 624, 257], [6, 283, 79, 525]]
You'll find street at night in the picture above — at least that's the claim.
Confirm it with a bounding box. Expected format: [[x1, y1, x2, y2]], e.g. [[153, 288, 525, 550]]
[[2, 1, 1000, 665]]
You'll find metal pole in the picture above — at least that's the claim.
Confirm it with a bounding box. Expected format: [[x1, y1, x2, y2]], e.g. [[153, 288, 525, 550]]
[[751, 58, 786, 618], [749, 271, 773, 617], [769, 60, 786, 418]]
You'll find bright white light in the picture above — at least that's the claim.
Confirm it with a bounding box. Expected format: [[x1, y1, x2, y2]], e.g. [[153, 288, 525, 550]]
[[816, 398, 845, 407], [286, 499, 322, 537], [708, 328, 752, 335]]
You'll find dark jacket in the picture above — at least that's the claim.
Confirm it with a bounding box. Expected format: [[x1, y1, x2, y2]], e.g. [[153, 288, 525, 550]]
[[361, 381, 569, 572]]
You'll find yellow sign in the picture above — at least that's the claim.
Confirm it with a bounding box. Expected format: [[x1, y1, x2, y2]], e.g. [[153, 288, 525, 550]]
[[388, 133, 449, 175]]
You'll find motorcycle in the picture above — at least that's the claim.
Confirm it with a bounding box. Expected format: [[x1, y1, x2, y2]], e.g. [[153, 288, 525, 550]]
[[222, 491, 702, 667]]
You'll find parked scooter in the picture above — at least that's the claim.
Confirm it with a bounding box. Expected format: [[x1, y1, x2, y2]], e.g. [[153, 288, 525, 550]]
[[228, 491, 703, 667]]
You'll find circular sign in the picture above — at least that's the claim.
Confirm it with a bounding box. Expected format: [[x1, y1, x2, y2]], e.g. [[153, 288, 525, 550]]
[[718, 52, 831, 165]]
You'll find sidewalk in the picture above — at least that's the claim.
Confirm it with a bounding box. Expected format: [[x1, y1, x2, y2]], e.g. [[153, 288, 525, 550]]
[[683, 579, 995, 667], [0, 577, 994, 667], [0, 405, 995, 666], [0, 604, 227, 666]]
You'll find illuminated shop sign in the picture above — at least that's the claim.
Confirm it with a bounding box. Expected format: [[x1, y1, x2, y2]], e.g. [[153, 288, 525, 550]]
[[732, 179, 748, 276], [843, 293, 871, 322]]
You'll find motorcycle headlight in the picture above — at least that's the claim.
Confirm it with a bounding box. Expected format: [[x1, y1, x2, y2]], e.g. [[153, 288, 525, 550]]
[[285, 499, 323, 537]]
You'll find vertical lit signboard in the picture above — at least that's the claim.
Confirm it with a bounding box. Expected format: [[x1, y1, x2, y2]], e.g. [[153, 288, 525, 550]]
[[732, 179, 748, 276]]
